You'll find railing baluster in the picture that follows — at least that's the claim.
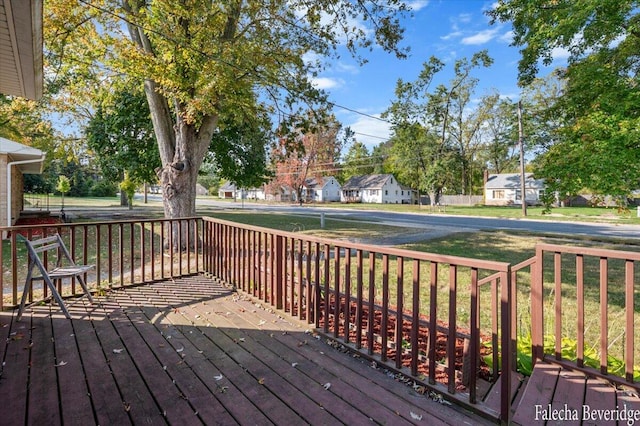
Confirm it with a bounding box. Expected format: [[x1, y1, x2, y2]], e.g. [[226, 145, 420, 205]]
[[600, 256, 608, 375], [344, 247, 351, 344], [576, 254, 585, 368], [491, 277, 499, 382], [356, 250, 364, 350], [323, 244, 330, 334], [367, 252, 375, 356], [333, 245, 341, 339], [469, 267, 478, 404], [428, 261, 438, 385], [140, 222, 145, 282], [410, 259, 419, 376], [108, 223, 113, 285], [381, 253, 389, 362], [395, 256, 404, 370], [625, 259, 635, 383], [448, 264, 457, 394], [297, 239, 304, 320], [554, 251, 562, 360]]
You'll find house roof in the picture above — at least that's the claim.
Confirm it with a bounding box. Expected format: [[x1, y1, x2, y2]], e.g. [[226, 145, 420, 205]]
[[342, 174, 393, 190], [304, 176, 337, 190], [219, 181, 237, 191], [0, 137, 44, 173], [485, 173, 545, 190], [0, 0, 43, 99]]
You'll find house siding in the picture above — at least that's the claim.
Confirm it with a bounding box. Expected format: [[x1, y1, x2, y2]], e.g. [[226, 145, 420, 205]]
[[0, 154, 7, 227], [484, 173, 545, 206], [341, 174, 409, 204]]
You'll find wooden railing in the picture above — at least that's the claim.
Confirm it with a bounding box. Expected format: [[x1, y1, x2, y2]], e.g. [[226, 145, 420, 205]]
[[5, 215, 636, 424], [531, 243, 640, 390], [0, 217, 202, 309], [201, 217, 513, 421]]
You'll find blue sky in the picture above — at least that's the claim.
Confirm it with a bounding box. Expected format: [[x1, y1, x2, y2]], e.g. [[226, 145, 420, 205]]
[[313, 0, 566, 151]]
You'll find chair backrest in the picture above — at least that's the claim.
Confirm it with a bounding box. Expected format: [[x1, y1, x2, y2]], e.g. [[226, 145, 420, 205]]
[[23, 234, 76, 268]]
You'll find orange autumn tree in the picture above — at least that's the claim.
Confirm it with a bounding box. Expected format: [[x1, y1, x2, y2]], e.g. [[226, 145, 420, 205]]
[[268, 113, 350, 204]]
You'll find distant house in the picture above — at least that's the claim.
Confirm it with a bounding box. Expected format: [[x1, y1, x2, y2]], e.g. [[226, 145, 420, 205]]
[[218, 181, 237, 199], [0, 138, 45, 229], [246, 186, 266, 201], [341, 174, 411, 204], [219, 182, 266, 200], [195, 183, 208, 196], [484, 173, 546, 206], [302, 176, 341, 202]]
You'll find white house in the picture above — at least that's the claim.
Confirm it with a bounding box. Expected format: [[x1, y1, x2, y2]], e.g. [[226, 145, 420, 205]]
[[218, 181, 238, 199], [341, 174, 410, 204], [302, 176, 341, 202], [484, 173, 546, 206], [0, 138, 45, 229]]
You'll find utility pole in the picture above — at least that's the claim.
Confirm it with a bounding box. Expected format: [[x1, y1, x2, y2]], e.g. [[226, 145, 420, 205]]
[[518, 100, 527, 217]]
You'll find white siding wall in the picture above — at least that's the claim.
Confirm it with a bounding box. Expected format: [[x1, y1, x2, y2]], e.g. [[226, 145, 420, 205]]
[[380, 180, 404, 204], [0, 154, 7, 227]]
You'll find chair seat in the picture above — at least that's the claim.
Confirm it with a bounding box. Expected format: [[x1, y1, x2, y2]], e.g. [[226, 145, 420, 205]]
[[33, 264, 95, 280]]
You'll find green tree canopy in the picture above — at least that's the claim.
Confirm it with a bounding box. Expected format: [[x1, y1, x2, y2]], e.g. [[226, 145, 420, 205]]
[[341, 141, 374, 181], [45, 0, 410, 226], [85, 85, 160, 185], [489, 1, 640, 203]]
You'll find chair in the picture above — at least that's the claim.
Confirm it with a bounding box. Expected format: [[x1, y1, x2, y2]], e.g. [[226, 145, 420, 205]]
[[17, 234, 95, 321]]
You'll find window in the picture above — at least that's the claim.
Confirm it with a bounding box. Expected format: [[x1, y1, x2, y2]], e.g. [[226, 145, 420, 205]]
[[385, 190, 388, 196], [515, 189, 522, 201], [492, 190, 505, 199], [538, 189, 545, 199]]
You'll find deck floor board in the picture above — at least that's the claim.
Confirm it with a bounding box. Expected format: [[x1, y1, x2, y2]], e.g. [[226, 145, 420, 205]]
[[1, 275, 491, 425], [512, 361, 640, 425]]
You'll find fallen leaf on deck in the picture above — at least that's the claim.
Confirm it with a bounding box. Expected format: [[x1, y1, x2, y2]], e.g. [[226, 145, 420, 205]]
[[176, 347, 184, 353], [323, 383, 331, 390], [410, 412, 423, 421], [291, 363, 298, 368], [258, 320, 266, 326], [113, 348, 124, 354], [214, 374, 224, 381], [55, 361, 67, 367], [258, 378, 265, 385]]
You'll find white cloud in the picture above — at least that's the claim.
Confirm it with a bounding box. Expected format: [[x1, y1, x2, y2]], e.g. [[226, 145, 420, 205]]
[[461, 28, 500, 45], [347, 113, 391, 151], [498, 30, 514, 44], [302, 52, 322, 66], [458, 13, 472, 24], [406, 0, 429, 12], [441, 31, 463, 41], [311, 77, 344, 90], [335, 61, 359, 75], [550, 46, 571, 61]]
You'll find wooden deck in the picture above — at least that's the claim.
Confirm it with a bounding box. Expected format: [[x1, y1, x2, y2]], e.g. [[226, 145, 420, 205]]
[[512, 362, 640, 425], [0, 275, 491, 425]]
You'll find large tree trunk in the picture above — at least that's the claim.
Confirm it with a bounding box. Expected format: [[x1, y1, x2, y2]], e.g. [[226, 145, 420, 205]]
[[125, 5, 218, 249], [140, 83, 218, 250]]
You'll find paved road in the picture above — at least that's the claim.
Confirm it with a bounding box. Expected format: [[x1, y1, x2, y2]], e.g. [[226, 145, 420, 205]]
[[196, 198, 640, 241]]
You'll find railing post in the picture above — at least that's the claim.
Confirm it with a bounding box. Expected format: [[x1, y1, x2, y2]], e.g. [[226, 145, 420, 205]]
[[275, 234, 283, 310], [531, 245, 544, 363], [500, 268, 512, 424]]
